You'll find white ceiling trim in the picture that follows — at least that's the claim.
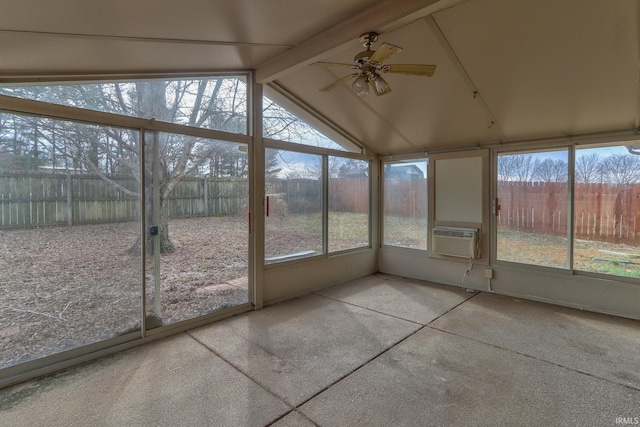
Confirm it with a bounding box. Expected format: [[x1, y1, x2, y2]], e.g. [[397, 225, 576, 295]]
[[0, 29, 294, 48], [425, 15, 507, 143]]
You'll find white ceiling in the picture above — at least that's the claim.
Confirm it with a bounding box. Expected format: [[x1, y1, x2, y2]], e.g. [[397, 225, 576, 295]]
[[1, 0, 638, 155]]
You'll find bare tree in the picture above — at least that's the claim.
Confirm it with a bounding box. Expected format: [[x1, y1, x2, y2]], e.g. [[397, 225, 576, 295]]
[[598, 154, 640, 185], [1, 78, 248, 253], [263, 97, 341, 149], [1, 79, 339, 253], [575, 153, 602, 184], [533, 158, 567, 183], [498, 154, 539, 182]]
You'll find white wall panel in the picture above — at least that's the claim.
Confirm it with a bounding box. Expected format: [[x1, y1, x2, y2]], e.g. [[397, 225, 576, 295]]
[[379, 247, 640, 321], [263, 250, 377, 305]]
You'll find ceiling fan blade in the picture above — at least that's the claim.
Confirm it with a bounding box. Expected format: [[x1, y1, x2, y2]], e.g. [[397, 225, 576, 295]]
[[312, 61, 356, 68], [385, 64, 437, 77], [369, 43, 403, 64], [319, 73, 359, 92]]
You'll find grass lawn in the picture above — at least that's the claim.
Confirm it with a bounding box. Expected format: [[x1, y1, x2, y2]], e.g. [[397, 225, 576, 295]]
[[383, 215, 428, 249], [498, 229, 640, 278], [265, 211, 370, 259]]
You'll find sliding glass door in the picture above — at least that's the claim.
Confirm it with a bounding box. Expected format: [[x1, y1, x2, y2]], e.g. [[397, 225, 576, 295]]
[[0, 112, 141, 370], [144, 132, 249, 327]]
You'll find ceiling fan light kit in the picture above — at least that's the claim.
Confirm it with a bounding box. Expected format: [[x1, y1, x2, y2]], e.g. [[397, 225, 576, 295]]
[[372, 74, 391, 95], [352, 74, 369, 96], [314, 32, 436, 97]]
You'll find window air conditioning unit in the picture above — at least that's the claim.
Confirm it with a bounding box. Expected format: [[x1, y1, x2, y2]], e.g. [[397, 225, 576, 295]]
[[432, 227, 478, 259]]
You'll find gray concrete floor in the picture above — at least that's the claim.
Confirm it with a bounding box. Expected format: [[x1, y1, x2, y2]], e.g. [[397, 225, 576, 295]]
[[1, 273, 639, 426]]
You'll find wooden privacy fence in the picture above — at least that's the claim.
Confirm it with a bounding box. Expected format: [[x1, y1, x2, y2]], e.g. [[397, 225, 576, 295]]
[[0, 173, 370, 229], [0, 172, 249, 229], [330, 178, 368, 213], [168, 177, 248, 218], [383, 178, 427, 218], [0, 172, 139, 228], [265, 178, 321, 213], [264, 177, 369, 214], [498, 181, 640, 244]]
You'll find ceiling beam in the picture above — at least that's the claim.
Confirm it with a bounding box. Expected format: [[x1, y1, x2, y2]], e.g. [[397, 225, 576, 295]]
[[255, 0, 467, 84]]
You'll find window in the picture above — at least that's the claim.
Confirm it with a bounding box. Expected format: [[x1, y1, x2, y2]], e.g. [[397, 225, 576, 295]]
[[328, 157, 370, 252], [143, 132, 249, 326], [382, 159, 428, 249], [262, 96, 350, 151], [496, 149, 570, 269], [264, 150, 371, 263], [574, 145, 640, 278], [0, 111, 141, 369], [0, 76, 249, 134], [0, 75, 253, 376], [265, 148, 323, 263]]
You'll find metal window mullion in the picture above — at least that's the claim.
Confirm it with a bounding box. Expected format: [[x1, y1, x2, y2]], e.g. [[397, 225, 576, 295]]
[[139, 128, 147, 337], [152, 133, 161, 318], [323, 155, 329, 255], [262, 137, 375, 160], [251, 76, 264, 310], [367, 158, 376, 250], [379, 160, 385, 248], [490, 148, 498, 263], [0, 94, 252, 144], [568, 145, 576, 271]]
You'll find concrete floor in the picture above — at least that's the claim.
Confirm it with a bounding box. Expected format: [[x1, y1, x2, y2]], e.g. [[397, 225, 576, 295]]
[[1, 273, 639, 426]]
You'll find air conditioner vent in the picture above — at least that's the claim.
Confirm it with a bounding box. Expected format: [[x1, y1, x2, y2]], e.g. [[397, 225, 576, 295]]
[[432, 227, 478, 258]]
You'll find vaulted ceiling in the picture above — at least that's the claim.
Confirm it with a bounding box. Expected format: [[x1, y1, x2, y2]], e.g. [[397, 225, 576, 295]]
[[1, 0, 638, 155]]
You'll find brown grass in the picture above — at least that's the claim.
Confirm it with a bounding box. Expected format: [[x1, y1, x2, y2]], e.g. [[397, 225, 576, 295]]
[[0, 217, 248, 369]]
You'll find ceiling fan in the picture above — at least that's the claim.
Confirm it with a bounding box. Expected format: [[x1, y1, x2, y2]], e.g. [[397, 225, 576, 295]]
[[314, 32, 436, 97]]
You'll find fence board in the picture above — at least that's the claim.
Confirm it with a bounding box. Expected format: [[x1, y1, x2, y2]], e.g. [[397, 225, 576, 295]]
[[330, 178, 369, 213], [11, 174, 636, 244], [383, 178, 427, 218], [498, 181, 640, 244]]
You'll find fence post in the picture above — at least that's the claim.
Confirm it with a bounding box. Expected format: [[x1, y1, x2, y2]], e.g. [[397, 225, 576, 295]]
[[203, 177, 208, 217], [66, 173, 73, 226]]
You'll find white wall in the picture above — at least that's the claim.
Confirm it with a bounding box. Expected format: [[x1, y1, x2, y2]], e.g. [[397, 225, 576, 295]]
[[379, 247, 640, 320], [263, 249, 377, 305], [379, 143, 640, 322]]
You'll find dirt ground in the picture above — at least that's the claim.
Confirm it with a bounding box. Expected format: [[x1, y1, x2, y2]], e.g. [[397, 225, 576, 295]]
[[0, 216, 249, 369]]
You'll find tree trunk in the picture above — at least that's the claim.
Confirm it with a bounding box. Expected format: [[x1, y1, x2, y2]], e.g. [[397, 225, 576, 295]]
[[127, 186, 175, 255]]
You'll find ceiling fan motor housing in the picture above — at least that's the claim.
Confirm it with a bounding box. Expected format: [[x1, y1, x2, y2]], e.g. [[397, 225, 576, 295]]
[[359, 32, 379, 48]]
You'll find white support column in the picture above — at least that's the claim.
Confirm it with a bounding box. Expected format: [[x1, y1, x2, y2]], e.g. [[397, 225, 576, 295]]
[[251, 74, 265, 310]]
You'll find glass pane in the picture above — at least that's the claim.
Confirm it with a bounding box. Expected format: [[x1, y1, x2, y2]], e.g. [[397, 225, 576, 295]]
[[574, 145, 640, 278], [0, 77, 248, 134], [265, 148, 323, 263], [329, 157, 369, 252], [382, 160, 428, 249], [263, 96, 348, 151], [0, 112, 140, 369], [496, 150, 569, 268], [144, 132, 249, 327]]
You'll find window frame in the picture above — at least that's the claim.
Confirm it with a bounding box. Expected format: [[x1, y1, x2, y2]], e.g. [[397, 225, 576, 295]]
[[262, 138, 373, 267], [0, 73, 256, 387], [493, 146, 572, 271], [492, 140, 640, 285], [381, 157, 429, 251]]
